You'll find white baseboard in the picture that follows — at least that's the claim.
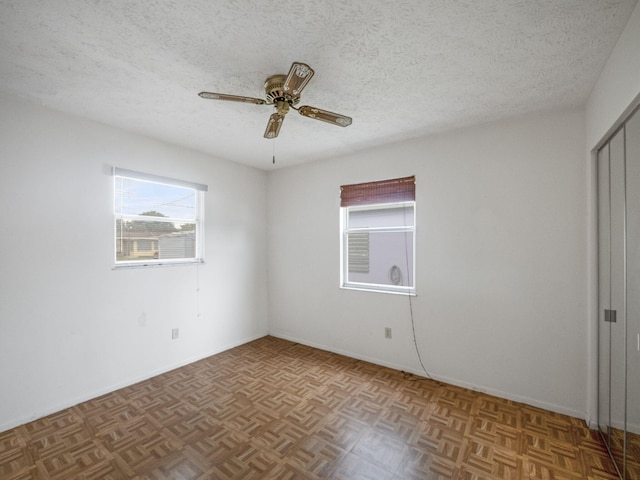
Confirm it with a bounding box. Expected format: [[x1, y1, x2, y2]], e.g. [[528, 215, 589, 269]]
[[270, 332, 587, 423], [628, 421, 640, 435], [0, 333, 266, 433]]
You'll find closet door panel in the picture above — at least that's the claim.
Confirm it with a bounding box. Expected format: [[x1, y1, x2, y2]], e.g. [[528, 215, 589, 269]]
[[625, 108, 640, 477], [610, 128, 627, 471], [599, 144, 612, 446]]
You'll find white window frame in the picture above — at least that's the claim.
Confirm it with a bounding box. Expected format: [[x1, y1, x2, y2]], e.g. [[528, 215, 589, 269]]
[[340, 201, 416, 295], [113, 167, 206, 268]]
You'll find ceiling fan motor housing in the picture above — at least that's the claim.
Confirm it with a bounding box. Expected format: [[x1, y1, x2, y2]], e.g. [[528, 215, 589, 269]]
[[264, 74, 300, 106]]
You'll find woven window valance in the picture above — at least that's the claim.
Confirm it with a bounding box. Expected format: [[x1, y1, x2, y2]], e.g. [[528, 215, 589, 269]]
[[340, 176, 415, 207]]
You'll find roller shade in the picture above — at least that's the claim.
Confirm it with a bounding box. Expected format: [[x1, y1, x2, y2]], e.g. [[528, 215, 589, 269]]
[[113, 167, 208, 192]]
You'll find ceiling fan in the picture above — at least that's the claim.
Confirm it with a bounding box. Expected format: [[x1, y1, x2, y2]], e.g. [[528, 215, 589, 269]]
[[199, 62, 352, 139]]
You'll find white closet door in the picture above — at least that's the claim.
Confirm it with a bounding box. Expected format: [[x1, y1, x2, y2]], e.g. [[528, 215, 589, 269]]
[[599, 143, 612, 446], [625, 107, 640, 478], [609, 127, 626, 470]]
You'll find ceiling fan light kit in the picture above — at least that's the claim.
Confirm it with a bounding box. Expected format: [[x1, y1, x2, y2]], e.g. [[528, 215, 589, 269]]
[[199, 62, 352, 139]]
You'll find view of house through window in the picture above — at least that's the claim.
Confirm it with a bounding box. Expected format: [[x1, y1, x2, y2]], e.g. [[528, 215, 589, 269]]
[[340, 176, 416, 294], [113, 168, 206, 266]]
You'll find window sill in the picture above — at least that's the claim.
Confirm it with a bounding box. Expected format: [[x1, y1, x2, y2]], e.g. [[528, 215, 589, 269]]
[[113, 260, 204, 270], [340, 284, 416, 296]]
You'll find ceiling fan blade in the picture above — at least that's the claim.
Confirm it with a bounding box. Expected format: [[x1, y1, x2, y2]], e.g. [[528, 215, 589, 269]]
[[283, 62, 315, 98], [264, 113, 285, 139], [298, 106, 352, 127], [198, 92, 265, 105]]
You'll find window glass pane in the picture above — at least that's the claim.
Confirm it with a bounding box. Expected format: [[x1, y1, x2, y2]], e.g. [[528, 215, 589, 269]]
[[157, 230, 196, 259], [137, 239, 153, 250], [348, 205, 414, 228], [114, 170, 203, 265], [115, 177, 196, 220], [115, 232, 159, 261], [347, 231, 414, 287]]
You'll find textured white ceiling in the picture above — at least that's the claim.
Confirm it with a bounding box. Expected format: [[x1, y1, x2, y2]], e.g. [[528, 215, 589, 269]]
[[0, 0, 637, 170]]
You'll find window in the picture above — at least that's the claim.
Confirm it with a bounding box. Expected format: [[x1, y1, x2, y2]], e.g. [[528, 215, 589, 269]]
[[340, 176, 416, 294], [113, 168, 207, 267]]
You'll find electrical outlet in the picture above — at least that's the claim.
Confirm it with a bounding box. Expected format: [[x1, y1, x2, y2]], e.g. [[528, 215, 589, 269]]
[[172, 328, 179, 340], [384, 327, 392, 339]]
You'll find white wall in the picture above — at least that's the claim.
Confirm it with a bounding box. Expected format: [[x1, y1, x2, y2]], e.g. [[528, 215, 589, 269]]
[[586, 1, 640, 149], [585, 1, 640, 427], [0, 95, 269, 432], [268, 108, 588, 418]]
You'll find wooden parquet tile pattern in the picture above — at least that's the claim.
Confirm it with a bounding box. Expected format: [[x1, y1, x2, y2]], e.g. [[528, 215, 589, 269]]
[[629, 432, 640, 479], [0, 336, 619, 479], [608, 429, 640, 479]]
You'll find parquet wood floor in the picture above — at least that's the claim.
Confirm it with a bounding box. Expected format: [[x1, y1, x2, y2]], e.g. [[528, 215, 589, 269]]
[[608, 428, 640, 479], [630, 432, 640, 479], [0, 336, 620, 479]]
